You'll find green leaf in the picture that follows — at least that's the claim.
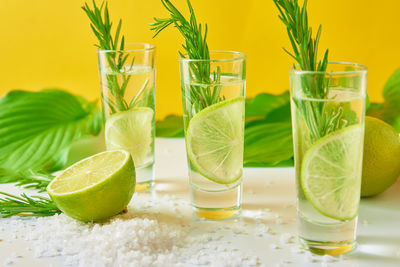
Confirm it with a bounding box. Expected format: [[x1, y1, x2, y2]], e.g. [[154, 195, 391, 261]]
[[244, 122, 293, 167], [245, 91, 290, 119], [368, 68, 400, 131], [0, 89, 103, 172], [156, 115, 184, 137]]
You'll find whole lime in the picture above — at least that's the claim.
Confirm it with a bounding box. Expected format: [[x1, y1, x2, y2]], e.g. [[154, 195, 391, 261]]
[[361, 116, 400, 197]]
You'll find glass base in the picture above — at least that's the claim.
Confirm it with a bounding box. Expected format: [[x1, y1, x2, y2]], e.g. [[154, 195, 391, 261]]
[[190, 183, 242, 220], [135, 181, 154, 192], [298, 213, 358, 255], [135, 163, 154, 192], [194, 206, 241, 220], [299, 238, 356, 256]]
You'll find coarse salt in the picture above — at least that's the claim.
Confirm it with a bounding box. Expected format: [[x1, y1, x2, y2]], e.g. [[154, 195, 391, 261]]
[[0, 192, 262, 267]]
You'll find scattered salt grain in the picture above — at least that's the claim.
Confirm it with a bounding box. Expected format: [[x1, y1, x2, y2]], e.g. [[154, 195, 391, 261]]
[[279, 233, 293, 245], [290, 247, 302, 255], [3, 253, 18, 266], [304, 251, 317, 263], [269, 243, 280, 250], [321, 255, 335, 263]]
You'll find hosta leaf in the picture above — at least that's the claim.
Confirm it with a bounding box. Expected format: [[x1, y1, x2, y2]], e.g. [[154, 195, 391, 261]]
[[0, 89, 103, 172], [156, 115, 184, 137], [245, 91, 290, 119], [244, 122, 293, 167]]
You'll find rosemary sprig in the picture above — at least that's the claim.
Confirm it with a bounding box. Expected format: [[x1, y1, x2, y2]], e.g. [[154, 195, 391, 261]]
[[0, 192, 61, 218], [82, 1, 134, 113], [274, 0, 328, 74], [151, 0, 222, 113], [274, 0, 343, 141], [0, 169, 53, 193]]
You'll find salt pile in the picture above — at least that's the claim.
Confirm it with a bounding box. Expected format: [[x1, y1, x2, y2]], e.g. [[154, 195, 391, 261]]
[[0, 192, 263, 267], [0, 190, 349, 266]]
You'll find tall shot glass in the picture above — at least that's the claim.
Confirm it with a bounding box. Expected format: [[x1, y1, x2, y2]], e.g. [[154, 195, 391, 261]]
[[179, 51, 246, 220], [290, 62, 367, 255], [98, 43, 156, 192]]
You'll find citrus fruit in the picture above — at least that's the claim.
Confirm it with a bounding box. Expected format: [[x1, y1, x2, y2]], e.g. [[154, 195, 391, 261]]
[[301, 125, 363, 221], [105, 107, 154, 167], [47, 150, 136, 222], [361, 116, 400, 197], [186, 97, 245, 184]]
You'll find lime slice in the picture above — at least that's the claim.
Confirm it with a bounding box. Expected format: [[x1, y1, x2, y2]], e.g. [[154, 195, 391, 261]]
[[105, 107, 154, 167], [301, 125, 363, 221], [47, 150, 136, 222], [187, 97, 245, 184]]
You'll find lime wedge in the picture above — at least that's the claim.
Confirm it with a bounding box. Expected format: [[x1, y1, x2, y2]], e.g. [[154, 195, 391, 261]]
[[47, 150, 136, 222], [187, 97, 245, 184], [105, 107, 154, 167], [301, 125, 363, 221]]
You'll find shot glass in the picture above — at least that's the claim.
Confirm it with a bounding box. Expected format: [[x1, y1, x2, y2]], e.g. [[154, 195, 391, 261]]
[[179, 51, 246, 220], [290, 62, 367, 255], [98, 43, 156, 192]]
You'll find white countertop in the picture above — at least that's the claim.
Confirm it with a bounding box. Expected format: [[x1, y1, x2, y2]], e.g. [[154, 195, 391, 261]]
[[1, 138, 399, 266]]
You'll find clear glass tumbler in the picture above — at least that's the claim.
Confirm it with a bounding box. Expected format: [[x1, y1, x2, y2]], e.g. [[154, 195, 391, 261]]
[[179, 51, 246, 220], [98, 43, 156, 192], [290, 62, 367, 255]]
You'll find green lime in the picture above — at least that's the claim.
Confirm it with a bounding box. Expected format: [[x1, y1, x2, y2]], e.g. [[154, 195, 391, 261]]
[[301, 125, 363, 221], [105, 107, 154, 167], [187, 97, 245, 184], [361, 116, 400, 197], [47, 150, 136, 222]]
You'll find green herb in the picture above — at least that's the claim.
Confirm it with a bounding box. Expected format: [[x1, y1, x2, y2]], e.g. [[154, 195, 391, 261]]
[[368, 68, 400, 131], [156, 115, 184, 138], [82, 0, 134, 113], [244, 122, 293, 167], [151, 0, 222, 113], [245, 91, 290, 120], [273, 0, 341, 141], [0, 89, 102, 173], [0, 169, 53, 193], [0, 192, 60, 218]]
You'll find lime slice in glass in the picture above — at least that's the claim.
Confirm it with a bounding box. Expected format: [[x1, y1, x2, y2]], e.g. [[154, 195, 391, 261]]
[[301, 124, 363, 221], [187, 97, 245, 184], [105, 107, 154, 167], [47, 150, 136, 222]]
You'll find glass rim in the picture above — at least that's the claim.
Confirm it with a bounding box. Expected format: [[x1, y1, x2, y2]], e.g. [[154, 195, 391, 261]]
[[179, 50, 246, 63], [98, 42, 156, 53], [290, 61, 368, 75]]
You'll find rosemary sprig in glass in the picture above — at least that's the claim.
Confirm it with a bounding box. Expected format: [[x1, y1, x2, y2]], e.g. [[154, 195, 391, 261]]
[[151, 0, 222, 113], [274, 0, 344, 141], [82, 0, 136, 114]]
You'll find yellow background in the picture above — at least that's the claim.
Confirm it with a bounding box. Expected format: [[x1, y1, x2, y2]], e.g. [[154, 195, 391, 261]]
[[1, 0, 399, 119]]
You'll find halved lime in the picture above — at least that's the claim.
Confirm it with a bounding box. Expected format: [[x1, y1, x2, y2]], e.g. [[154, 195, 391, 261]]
[[187, 97, 245, 184], [105, 107, 154, 167], [47, 150, 136, 222], [301, 125, 363, 221]]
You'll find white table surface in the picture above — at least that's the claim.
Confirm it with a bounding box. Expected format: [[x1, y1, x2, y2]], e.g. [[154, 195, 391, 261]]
[[0, 137, 399, 267]]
